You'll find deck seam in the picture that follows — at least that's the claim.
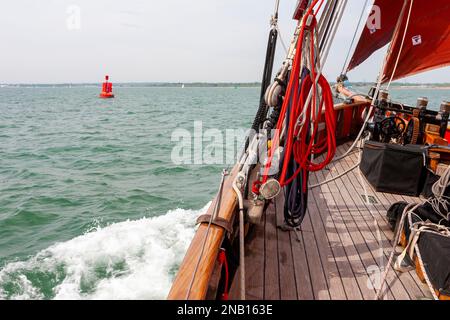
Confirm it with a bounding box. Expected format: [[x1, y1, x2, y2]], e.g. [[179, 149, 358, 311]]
[[338, 143, 430, 298], [314, 170, 374, 300], [319, 163, 401, 299], [308, 187, 350, 300], [333, 146, 414, 299]]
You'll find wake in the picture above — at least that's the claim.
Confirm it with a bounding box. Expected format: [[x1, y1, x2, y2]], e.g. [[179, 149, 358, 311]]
[[0, 205, 208, 300]]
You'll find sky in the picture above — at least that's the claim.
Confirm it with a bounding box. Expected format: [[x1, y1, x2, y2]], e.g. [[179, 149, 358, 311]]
[[0, 0, 448, 84]]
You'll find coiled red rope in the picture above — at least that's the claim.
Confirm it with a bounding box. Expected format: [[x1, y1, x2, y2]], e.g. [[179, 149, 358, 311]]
[[262, 0, 336, 189]]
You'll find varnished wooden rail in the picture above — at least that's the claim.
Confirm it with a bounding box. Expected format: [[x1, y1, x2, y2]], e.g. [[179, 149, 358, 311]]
[[335, 83, 372, 104], [167, 165, 239, 300], [333, 101, 370, 112]]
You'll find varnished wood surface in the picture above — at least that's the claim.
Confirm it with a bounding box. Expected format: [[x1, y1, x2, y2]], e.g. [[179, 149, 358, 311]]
[[229, 142, 432, 300], [167, 165, 239, 300], [335, 84, 372, 104]]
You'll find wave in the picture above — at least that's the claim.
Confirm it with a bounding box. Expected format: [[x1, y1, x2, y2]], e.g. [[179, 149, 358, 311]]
[[0, 204, 208, 300]]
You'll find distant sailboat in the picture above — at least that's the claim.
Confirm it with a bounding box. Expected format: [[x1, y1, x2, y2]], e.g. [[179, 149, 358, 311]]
[[181, 84, 185, 89]]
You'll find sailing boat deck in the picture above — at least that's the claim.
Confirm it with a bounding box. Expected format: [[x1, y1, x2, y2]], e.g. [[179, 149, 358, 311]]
[[230, 142, 432, 300]]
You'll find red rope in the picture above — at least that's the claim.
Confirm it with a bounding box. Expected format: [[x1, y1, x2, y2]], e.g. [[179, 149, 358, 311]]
[[218, 249, 229, 300], [262, 0, 336, 189]]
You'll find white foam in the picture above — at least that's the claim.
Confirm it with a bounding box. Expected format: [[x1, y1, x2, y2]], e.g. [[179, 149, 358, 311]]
[[0, 204, 208, 300]]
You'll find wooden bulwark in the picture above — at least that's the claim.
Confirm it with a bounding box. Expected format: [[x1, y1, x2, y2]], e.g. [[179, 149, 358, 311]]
[[229, 142, 432, 300], [167, 165, 239, 300]]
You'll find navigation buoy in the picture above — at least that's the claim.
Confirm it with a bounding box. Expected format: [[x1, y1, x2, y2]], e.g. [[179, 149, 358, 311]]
[[99, 75, 115, 99]]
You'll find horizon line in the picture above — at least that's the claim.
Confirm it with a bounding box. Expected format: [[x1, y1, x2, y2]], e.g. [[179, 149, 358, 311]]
[[1, 81, 450, 86]]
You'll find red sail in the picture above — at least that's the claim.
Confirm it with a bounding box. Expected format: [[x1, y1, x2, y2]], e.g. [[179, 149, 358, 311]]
[[347, 0, 405, 72], [381, 0, 450, 83]]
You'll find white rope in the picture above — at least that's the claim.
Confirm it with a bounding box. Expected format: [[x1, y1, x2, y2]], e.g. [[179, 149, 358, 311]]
[[432, 165, 450, 197], [377, 205, 450, 300], [273, 0, 281, 17], [295, 0, 348, 132], [309, 161, 360, 189], [386, 0, 415, 90], [415, 244, 440, 300], [374, 162, 450, 300], [426, 165, 450, 222], [407, 220, 450, 299], [334, 0, 411, 162], [341, 0, 370, 75], [232, 173, 246, 300], [375, 203, 421, 300], [185, 169, 228, 300], [276, 25, 289, 55]]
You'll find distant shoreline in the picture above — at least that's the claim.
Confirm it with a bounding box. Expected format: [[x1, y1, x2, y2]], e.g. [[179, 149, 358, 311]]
[[391, 86, 450, 90], [0, 83, 261, 88], [0, 82, 449, 89]]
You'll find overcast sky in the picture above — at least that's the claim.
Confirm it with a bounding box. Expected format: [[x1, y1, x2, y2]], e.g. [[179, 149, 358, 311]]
[[0, 0, 448, 84]]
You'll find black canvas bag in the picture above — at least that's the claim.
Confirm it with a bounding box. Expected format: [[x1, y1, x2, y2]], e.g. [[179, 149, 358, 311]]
[[360, 141, 427, 196], [422, 171, 441, 198], [387, 201, 408, 231], [418, 232, 450, 296]]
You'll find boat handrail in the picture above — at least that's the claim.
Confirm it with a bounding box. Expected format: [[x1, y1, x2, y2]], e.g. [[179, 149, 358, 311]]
[[167, 165, 240, 300]]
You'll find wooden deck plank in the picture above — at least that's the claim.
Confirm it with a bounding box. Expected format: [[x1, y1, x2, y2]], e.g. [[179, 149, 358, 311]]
[[298, 208, 332, 300], [274, 195, 298, 300], [243, 215, 266, 300], [306, 184, 350, 300], [230, 142, 430, 300], [314, 169, 374, 300], [318, 164, 402, 300], [337, 144, 431, 298], [264, 202, 281, 300], [330, 166, 408, 299], [338, 143, 430, 297], [288, 223, 315, 300]]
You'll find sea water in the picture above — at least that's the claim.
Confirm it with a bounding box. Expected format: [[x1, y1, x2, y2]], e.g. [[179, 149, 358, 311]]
[[0, 85, 447, 299]]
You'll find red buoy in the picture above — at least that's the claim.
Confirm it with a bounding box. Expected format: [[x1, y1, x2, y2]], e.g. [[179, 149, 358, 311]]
[[99, 75, 115, 99]]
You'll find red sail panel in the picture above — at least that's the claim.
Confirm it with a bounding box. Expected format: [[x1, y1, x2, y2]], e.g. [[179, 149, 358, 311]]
[[382, 0, 450, 83], [293, 0, 309, 20], [347, 0, 406, 72]]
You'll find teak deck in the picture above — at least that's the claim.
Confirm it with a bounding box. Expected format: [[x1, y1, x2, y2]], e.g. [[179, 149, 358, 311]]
[[229, 142, 432, 300]]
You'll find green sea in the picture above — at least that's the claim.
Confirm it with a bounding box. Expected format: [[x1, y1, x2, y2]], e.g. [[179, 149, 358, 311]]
[[0, 85, 448, 299]]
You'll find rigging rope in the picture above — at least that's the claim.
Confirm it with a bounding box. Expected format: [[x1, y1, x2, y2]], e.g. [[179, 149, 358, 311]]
[[386, 0, 415, 90], [185, 169, 228, 300], [376, 166, 450, 300], [275, 25, 289, 55], [232, 174, 246, 300], [374, 203, 420, 300], [259, 0, 341, 227], [341, 0, 370, 76], [334, 0, 411, 163], [333, 1, 410, 162]]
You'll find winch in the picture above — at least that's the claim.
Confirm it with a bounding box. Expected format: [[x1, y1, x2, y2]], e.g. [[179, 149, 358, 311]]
[[366, 88, 449, 146]]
